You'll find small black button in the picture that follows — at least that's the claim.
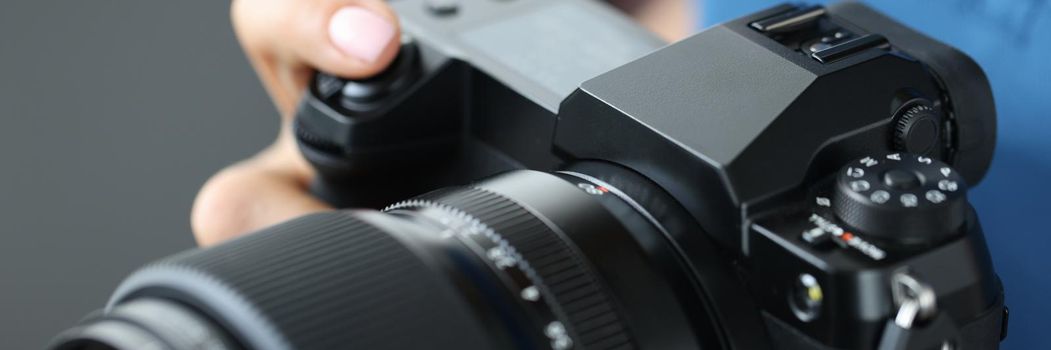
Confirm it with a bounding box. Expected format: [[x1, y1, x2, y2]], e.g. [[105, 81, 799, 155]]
[[426, 0, 459, 16], [331, 42, 420, 112], [1001, 305, 1010, 341], [882, 169, 921, 190], [806, 31, 853, 53], [314, 74, 344, 100]]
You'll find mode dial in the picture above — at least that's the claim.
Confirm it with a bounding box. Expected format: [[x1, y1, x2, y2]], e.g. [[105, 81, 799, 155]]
[[832, 153, 967, 244]]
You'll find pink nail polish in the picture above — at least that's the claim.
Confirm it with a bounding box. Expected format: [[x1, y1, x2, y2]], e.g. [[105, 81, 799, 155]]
[[328, 7, 396, 63]]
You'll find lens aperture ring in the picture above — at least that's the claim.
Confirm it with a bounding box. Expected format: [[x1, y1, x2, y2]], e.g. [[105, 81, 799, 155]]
[[386, 187, 635, 350]]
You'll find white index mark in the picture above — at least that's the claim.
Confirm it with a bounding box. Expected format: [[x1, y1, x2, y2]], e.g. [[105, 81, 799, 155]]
[[870, 190, 891, 204], [886, 153, 902, 161], [938, 180, 959, 192], [850, 180, 871, 192], [926, 190, 946, 204], [846, 167, 865, 178], [487, 247, 516, 269], [901, 194, 919, 207], [940, 167, 952, 177], [860, 157, 879, 167], [816, 197, 831, 207], [577, 183, 603, 195], [520, 286, 540, 302], [546, 322, 573, 350]]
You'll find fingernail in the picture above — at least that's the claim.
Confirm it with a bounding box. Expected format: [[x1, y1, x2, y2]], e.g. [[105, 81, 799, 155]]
[[328, 7, 396, 63]]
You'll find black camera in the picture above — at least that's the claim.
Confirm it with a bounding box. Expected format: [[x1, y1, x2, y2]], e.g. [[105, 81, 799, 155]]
[[51, 1, 1007, 349]]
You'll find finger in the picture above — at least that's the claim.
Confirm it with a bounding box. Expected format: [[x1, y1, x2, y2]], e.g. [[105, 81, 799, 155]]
[[191, 125, 330, 246], [232, 0, 401, 116], [610, 0, 693, 42]]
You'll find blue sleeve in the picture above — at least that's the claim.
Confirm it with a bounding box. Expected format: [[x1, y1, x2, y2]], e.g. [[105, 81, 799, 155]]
[[700, 1, 1051, 349]]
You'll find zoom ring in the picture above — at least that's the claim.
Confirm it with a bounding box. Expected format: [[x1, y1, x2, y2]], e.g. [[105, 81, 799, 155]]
[[391, 187, 635, 350]]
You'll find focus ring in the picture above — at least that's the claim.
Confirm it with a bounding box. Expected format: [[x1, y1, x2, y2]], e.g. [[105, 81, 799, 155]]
[[411, 187, 635, 349]]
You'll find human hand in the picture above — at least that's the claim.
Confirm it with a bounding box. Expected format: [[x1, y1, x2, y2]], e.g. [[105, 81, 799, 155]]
[[193, 0, 692, 247], [192, 0, 401, 246]]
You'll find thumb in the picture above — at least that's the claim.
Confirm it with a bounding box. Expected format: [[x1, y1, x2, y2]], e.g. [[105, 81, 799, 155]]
[[311, 1, 401, 78], [192, 126, 330, 247], [233, 0, 402, 113]]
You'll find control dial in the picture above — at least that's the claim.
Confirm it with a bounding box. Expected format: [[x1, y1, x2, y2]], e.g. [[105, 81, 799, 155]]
[[312, 40, 420, 113], [832, 153, 967, 244], [893, 103, 942, 155]]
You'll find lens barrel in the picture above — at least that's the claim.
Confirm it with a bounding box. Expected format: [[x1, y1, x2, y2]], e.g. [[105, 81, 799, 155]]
[[52, 170, 713, 350], [50, 298, 237, 350]]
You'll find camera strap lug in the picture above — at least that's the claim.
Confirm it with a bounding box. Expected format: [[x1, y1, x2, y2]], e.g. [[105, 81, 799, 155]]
[[877, 272, 960, 350], [891, 272, 937, 329]]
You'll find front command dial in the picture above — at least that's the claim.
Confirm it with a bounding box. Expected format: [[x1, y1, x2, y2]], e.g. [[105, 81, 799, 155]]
[[831, 153, 968, 244]]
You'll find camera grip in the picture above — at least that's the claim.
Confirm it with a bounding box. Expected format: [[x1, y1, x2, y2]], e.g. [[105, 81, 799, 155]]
[[295, 126, 457, 209], [293, 43, 467, 208]]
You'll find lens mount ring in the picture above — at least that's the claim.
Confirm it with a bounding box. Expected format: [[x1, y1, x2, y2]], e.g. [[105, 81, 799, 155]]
[[386, 187, 636, 350]]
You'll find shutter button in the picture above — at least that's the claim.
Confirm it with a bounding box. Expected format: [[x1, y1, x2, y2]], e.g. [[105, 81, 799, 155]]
[[883, 169, 921, 190]]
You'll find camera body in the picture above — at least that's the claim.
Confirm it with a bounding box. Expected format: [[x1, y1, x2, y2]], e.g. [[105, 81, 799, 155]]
[[50, 1, 1007, 350], [294, 1, 1000, 346], [295, 1, 1005, 349]]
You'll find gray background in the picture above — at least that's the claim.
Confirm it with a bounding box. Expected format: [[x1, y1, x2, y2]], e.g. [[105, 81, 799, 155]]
[[0, 1, 276, 348]]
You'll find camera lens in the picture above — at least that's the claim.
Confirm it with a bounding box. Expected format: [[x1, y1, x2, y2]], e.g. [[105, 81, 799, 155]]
[[50, 298, 237, 350], [52, 169, 726, 350]]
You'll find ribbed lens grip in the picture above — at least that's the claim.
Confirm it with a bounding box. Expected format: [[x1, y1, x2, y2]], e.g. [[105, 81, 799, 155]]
[[412, 187, 635, 349], [110, 212, 489, 350]]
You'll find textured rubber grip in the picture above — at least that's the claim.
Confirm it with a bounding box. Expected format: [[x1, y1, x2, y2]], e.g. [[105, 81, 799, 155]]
[[110, 212, 489, 350]]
